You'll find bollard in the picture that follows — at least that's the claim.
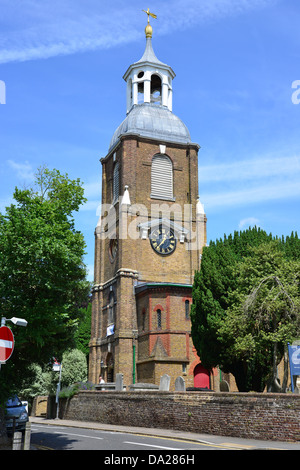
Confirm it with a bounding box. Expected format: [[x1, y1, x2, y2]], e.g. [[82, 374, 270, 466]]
[[12, 431, 22, 450], [24, 422, 31, 450]]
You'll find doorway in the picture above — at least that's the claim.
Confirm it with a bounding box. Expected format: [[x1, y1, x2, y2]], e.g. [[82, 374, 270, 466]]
[[194, 363, 210, 389]]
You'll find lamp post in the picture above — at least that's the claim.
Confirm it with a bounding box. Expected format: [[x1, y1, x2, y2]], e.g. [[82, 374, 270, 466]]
[[1, 317, 28, 327]]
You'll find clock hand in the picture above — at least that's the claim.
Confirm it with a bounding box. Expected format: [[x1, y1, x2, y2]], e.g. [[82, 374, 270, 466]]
[[158, 236, 167, 248]]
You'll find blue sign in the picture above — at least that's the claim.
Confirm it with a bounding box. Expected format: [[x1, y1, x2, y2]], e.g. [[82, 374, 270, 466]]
[[288, 343, 300, 392]]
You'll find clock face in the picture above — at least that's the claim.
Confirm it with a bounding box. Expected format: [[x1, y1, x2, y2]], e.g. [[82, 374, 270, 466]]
[[150, 226, 176, 255], [109, 238, 118, 262]]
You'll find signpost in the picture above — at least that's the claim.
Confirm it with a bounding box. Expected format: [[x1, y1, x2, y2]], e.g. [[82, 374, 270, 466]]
[[288, 342, 300, 393], [0, 325, 14, 363], [53, 359, 62, 419]]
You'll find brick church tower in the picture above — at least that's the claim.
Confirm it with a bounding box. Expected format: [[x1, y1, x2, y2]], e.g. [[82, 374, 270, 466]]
[[89, 15, 207, 389]]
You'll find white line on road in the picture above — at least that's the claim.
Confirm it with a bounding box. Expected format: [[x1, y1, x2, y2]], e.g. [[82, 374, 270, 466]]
[[53, 431, 103, 440], [123, 441, 183, 450]]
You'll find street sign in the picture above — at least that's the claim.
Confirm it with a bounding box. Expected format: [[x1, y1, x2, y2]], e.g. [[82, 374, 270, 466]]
[[53, 361, 61, 372], [0, 326, 14, 363]]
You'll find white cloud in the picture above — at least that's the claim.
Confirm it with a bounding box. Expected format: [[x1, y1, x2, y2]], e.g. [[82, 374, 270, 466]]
[[239, 217, 260, 229], [80, 180, 101, 213], [199, 153, 300, 210], [0, 0, 277, 64], [80, 200, 101, 213], [199, 155, 300, 183], [83, 181, 101, 200], [7, 159, 35, 181], [203, 179, 300, 210]]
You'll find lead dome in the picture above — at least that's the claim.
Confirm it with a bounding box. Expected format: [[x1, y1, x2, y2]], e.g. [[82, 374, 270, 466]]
[[109, 104, 191, 151]]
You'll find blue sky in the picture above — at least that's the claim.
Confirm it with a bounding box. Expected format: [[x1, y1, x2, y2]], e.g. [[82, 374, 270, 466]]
[[0, 0, 299, 281]]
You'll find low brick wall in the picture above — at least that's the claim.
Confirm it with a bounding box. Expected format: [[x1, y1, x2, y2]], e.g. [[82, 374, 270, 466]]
[[59, 390, 300, 442]]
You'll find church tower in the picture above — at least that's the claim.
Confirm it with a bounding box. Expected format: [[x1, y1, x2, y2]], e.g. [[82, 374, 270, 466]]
[[89, 13, 207, 389]]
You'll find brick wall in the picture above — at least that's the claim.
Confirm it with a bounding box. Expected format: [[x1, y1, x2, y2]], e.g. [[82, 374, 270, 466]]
[[59, 391, 300, 442]]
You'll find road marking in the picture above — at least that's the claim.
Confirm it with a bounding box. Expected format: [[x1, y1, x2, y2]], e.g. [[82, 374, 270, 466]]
[[53, 431, 104, 440], [220, 442, 255, 449], [34, 444, 54, 451], [220, 442, 283, 450], [32, 425, 62, 430], [124, 441, 183, 450]]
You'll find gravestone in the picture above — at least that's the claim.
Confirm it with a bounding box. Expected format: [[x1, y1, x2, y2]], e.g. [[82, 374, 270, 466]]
[[175, 376, 186, 391], [115, 373, 124, 391], [220, 380, 230, 392], [159, 374, 171, 391]]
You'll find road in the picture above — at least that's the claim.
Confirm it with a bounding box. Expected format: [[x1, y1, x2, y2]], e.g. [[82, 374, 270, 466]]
[[30, 422, 300, 452]]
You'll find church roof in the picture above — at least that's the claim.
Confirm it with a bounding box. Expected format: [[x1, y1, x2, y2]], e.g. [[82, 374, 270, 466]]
[[123, 37, 175, 81], [108, 103, 191, 152]]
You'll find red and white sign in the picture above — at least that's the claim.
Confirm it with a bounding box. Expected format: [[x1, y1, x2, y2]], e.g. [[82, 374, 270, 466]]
[[52, 359, 61, 371], [0, 326, 14, 363]]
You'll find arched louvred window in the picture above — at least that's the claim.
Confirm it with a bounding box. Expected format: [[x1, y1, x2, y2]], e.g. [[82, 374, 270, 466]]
[[113, 161, 120, 203], [151, 154, 173, 200]]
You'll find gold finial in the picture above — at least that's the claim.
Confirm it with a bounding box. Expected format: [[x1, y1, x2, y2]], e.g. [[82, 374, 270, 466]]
[[142, 8, 157, 38]]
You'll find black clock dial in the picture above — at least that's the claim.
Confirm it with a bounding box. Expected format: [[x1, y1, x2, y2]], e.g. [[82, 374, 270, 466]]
[[150, 226, 176, 255]]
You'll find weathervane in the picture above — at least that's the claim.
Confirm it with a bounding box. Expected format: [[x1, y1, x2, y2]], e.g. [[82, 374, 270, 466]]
[[142, 8, 157, 23], [142, 8, 157, 38]]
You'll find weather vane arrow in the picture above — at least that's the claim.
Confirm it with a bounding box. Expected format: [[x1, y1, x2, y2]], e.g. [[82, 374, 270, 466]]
[[142, 8, 157, 23]]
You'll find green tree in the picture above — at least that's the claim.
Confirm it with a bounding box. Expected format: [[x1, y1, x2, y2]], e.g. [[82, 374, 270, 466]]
[[0, 167, 90, 404], [191, 227, 300, 392], [61, 349, 87, 388], [218, 242, 300, 391], [74, 302, 92, 361], [18, 363, 57, 403]]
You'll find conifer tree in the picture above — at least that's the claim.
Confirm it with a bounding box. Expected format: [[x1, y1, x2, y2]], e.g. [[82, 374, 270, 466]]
[[191, 227, 300, 392]]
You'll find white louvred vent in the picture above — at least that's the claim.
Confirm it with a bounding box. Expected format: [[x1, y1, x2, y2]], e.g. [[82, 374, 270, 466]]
[[151, 155, 173, 199]]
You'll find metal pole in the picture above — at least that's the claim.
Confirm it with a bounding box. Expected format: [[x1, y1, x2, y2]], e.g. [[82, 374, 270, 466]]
[[132, 344, 136, 384], [1, 318, 6, 371], [56, 363, 62, 419]]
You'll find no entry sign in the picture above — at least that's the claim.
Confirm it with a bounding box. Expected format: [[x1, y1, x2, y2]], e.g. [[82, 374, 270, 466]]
[[0, 326, 14, 363]]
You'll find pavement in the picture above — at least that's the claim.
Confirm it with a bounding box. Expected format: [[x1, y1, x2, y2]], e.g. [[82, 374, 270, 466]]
[[29, 416, 300, 450]]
